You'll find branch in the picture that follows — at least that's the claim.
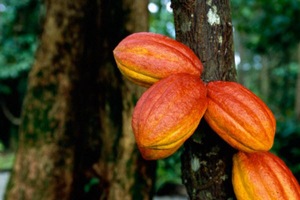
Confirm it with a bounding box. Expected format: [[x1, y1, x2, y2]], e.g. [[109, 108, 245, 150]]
[[0, 100, 21, 126]]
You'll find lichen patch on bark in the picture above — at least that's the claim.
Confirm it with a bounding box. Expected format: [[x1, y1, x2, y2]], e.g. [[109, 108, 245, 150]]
[[207, 6, 220, 26]]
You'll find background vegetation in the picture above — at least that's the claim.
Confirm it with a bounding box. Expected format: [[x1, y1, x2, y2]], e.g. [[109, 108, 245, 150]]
[[1, 0, 299, 187]]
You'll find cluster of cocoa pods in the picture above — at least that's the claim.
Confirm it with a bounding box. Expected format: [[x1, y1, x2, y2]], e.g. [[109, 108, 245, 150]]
[[113, 32, 300, 199]]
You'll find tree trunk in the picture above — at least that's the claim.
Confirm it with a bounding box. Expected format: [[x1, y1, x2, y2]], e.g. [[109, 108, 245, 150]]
[[5, 0, 155, 200], [171, 0, 237, 199], [70, 0, 156, 199]]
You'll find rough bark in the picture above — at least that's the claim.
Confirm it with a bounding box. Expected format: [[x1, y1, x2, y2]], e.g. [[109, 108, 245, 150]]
[[171, 0, 237, 199], [70, 1, 156, 199], [5, 1, 84, 199], [6, 0, 154, 200]]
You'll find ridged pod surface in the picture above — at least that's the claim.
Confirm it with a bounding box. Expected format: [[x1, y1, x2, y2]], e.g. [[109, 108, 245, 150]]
[[113, 32, 203, 87], [232, 151, 300, 200], [204, 81, 276, 152], [132, 73, 207, 160]]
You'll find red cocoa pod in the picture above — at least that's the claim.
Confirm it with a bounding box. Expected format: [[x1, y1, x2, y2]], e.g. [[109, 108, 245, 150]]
[[132, 73, 207, 160], [232, 151, 300, 200], [204, 81, 276, 152], [113, 32, 203, 87]]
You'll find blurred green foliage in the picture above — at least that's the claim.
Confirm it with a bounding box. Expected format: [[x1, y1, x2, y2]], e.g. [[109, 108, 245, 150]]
[[0, 151, 15, 170], [0, 0, 43, 94], [232, 0, 300, 54], [148, 0, 175, 38], [156, 149, 182, 191]]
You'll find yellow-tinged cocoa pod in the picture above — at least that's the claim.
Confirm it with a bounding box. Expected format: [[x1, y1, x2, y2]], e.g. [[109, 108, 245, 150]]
[[204, 81, 276, 152], [232, 151, 300, 200], [132, 73, 207, 160], [113, 32, 203, 87]]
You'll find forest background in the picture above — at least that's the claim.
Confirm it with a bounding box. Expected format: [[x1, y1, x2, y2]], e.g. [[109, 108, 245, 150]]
[[0, 0, 300, 197]]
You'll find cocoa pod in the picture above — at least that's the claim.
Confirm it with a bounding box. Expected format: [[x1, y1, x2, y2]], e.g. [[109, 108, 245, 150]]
[[113, 32, 203, 87], [132, 73, 207, 160], [232, 151, 300, 200], [204, 81, 276, 152]]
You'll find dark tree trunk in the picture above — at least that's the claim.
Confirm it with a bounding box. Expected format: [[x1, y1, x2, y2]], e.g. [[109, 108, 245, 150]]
[[70, 1, 156, 199], [6, 0, 154, 200], [171, 0, 237, 199]]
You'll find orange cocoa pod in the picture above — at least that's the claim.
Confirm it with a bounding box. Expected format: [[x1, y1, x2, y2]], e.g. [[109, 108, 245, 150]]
[[232, 151, 300, 200], [132, 73, 207, 160], [204, 81, 276, 152], [113, 32, 203, 87]]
